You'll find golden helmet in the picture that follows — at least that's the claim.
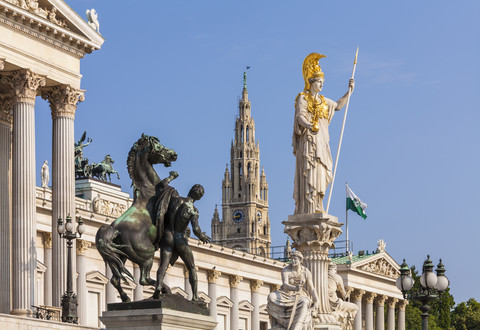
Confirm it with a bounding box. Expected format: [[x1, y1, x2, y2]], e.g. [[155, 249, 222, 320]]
[[302, 53, 326, 91]]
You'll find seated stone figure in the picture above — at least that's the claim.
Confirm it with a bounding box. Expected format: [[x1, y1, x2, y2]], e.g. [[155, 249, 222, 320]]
[[267, 251, 319, 330], [328, 262, 358, 329]]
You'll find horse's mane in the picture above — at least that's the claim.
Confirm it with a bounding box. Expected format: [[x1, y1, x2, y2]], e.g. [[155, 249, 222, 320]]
[[127, 134, 161, 189]]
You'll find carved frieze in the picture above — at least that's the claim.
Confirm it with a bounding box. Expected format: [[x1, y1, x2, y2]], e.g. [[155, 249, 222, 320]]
[[92, 195, 126, 218], [2, 69, 46, 103], [41, 85, 85, 119], [358, 258, 399, 279], [4, 0, 69, 29]]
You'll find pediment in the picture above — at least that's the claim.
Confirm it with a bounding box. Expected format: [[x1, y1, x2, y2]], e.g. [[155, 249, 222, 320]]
[[259, 304, 268, 315], [0, 0, 104, 56], [171, 287, 188, 299], [353, 252, 400, 279], [217, 296, 233, 308], [198, 291, 211, 305], [36, 260, 47, 273], [86, 270, 109, 285], [239, 300, 254, 312]]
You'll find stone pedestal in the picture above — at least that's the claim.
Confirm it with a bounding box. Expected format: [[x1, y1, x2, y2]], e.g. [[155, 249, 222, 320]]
[[283, 213, 343, 327], [100, 296, 216, 330]]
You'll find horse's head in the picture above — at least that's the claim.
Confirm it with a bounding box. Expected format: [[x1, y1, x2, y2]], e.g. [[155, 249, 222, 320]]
[[147, 136, 177, 167], [105, 155, 114, 164]]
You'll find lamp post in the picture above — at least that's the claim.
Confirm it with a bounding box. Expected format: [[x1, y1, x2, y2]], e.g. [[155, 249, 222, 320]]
[[57, 215, 85, 323], [396, 255, 450, 330]]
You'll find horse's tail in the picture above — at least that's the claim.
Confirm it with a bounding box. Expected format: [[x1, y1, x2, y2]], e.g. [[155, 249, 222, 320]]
[[95, 225, 134, 283]]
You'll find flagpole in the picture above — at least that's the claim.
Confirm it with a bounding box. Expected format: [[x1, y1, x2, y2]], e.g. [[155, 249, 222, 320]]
[[326, 47, 359, 214], [345, 182, 349, 253]]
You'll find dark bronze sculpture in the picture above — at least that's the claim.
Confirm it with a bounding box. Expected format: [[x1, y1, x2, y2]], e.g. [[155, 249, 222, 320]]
[[90, 155, 120, 182], [95, 134, 210, 303]]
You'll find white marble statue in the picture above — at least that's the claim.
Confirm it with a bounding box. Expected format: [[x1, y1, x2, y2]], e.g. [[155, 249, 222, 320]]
[[293, 53, 354, 214], [86, 9, 100, 33], [328, 263, 358, 329], [40, 160, 49, 188], [267, 251, 319, 330]]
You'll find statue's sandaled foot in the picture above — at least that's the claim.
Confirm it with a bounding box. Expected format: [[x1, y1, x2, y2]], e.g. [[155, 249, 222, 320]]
[[161, 283, 171, 294], [152, 290, 161, 300]]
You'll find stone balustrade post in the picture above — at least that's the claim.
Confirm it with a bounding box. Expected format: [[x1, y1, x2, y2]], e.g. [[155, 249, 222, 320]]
[[42, 85, 84, 306], [42, 232, 53, 306], [250, 279, 263, 330], [3, 69, 46, 316], [397, 300, 408, 330], [387, 298, 398, 330], [364, 292, 377, 330], [207, 269, 221, 320], [0, 93, 13, 314], [229, 275, 242, 330], [375, 295, 388, 330], [351, 289, 365, 330], [283, 213, 343, 325], [133, 266, 143, 301], [76, 238, 91, 325]]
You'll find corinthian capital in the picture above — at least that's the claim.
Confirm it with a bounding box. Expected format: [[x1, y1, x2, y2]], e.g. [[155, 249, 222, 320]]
[[229, 275, 243, 288], [1, 69, 46, 103], [207, 269, 222, 283], [0, 95, 14, 126], [76, 239, 91, 255], [41, 85, 85, 119], [250, 279, 263, 292]]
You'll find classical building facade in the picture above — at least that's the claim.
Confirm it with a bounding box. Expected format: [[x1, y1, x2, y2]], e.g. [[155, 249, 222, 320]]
[[211, 78, 271, 256], [0, 0, 103, 318]]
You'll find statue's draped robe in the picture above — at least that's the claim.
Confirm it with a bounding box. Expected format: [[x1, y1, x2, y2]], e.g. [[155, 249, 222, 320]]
[[267, 266, 313, 330], [293, 94, 338, 214]]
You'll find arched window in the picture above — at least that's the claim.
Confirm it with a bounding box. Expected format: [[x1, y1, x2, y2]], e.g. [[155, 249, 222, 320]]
[[240, 125, 244, 142], [246, 126, 250, 142], [238, 163, 242, 190]]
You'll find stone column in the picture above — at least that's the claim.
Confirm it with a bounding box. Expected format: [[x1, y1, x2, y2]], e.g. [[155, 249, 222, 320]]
[[184, 266, 192, 300], [364, 292, 377, 330], [397, 300, 408, 330], [250, 279, 263, 330], [0, 94, 13, 314], [387, 298, 398, 330], [2, 69, 46, 316], [283, 213, 343, 325], [229, 275, 242, 330], [42, 85, 84, 307], [105, 266, 116, 304], [134, 266, 143, 301], [207, 269, 221, 319], [375, 295, 387, 330], [42, 232, 53, 306], [76, 239, 90, 325], [351, 289, 365, 330]]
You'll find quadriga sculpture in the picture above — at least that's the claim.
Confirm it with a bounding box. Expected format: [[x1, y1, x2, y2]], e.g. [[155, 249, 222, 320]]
[[95, 134, 178, 302]]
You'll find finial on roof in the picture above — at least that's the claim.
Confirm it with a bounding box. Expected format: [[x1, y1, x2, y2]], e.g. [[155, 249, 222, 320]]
[[243, 66, 251, 91]]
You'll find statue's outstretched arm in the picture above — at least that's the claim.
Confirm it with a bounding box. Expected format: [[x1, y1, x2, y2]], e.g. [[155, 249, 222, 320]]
[[335, 78, 355, 110]]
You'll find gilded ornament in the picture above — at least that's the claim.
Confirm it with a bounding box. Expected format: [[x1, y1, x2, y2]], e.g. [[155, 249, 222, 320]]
[[302, 52, 326, 92]]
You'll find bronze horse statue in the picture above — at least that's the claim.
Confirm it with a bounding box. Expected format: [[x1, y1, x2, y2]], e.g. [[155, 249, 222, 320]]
[[95, 134, 178, 302]]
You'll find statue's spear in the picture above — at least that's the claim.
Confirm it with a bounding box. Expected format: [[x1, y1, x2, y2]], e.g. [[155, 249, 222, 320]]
[[326, 48, 359, 214]]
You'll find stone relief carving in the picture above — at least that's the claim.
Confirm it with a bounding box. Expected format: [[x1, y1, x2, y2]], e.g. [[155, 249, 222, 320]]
[[92, 194, 126, 217], [86, 9, 99, 33], [5, 0, 69, 29], [358, 258, 398, 279]]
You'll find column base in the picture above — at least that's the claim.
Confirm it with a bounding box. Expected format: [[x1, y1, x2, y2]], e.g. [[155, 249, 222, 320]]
[[314, 326, 342, 330], [10, 308, 33, 317]]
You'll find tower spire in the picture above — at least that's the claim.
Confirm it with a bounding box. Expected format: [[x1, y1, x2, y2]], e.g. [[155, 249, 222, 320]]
[[242, 66, 250, 101]]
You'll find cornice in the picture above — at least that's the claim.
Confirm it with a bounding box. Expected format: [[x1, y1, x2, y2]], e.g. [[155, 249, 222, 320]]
[[0, 1, 101, 58]]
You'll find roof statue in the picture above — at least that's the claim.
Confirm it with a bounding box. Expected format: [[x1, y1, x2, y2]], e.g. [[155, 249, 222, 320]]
[[86, 9, 100, 33]]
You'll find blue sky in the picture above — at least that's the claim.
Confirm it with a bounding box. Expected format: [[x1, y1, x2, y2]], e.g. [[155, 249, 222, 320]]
[[34, 1, 479, 303]]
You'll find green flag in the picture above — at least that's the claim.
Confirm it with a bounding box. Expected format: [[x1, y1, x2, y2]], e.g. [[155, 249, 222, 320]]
[[346, 184, 367, 219]]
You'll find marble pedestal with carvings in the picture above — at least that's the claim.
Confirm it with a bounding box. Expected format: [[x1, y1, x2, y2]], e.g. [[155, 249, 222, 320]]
[[100, 296, 217, 330], [283, 213, 344, 328]]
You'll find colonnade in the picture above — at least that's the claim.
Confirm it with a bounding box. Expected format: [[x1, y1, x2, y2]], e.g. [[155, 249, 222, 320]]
[[351, 289, 407, 330], [0, 67, 83, 316]]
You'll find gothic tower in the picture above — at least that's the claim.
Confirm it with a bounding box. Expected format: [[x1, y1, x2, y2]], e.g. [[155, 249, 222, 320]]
[[211, 72, 271, 256]]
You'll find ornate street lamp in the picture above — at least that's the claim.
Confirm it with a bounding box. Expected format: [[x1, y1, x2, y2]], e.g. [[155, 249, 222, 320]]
[[396, 255, 450, 330], [57, 215, 85, 323]]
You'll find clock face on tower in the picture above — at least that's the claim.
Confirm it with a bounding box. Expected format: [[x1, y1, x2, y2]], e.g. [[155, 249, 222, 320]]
[[232, 209, 245, 223], [257, 211, 262, 224]]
